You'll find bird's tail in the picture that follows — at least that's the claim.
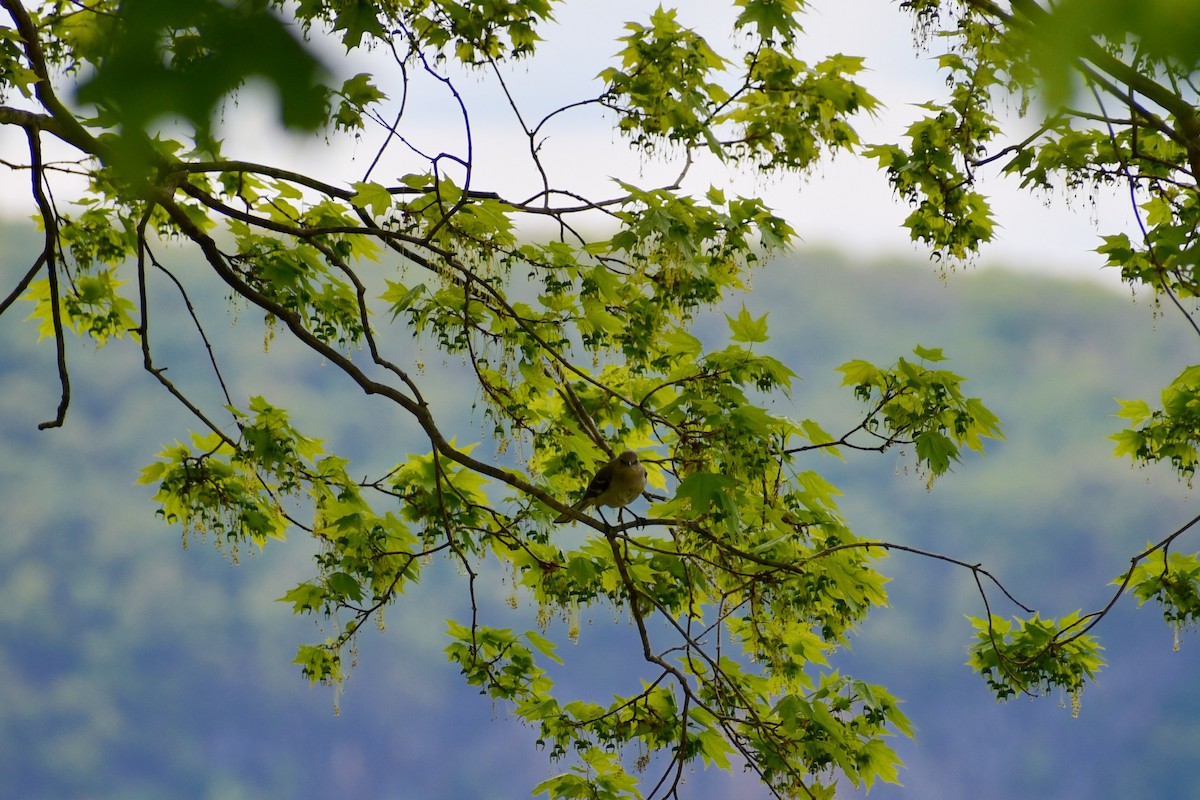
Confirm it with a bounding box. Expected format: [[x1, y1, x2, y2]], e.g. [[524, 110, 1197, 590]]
[[554, 498, 586, 524]]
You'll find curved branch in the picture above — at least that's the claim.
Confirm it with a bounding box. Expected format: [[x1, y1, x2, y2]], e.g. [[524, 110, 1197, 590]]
[[1059, 510, 1200, 645], [1, 1, 103, 155], [132, 206, 237, 445], [0, 252, 46, 317], [25, 127, 69, 430], [153, 189, 604, 529]]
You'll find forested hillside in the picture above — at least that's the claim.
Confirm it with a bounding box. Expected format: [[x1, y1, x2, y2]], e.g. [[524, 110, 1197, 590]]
[[2, 226, 1197, 799]]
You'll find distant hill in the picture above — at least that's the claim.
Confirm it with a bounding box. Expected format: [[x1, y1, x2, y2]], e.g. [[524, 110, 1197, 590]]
[[1, 228, 1197, 799]]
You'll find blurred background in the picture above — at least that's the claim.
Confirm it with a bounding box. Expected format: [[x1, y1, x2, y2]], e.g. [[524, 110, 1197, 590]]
[[3, 219, 1199, 799]]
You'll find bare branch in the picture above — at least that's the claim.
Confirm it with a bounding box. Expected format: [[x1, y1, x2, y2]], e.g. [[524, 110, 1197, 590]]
[[24, 127, 69, 430]]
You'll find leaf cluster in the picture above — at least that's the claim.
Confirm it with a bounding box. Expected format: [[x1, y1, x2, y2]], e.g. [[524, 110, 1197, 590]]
[[5, 1, 1200, 797]]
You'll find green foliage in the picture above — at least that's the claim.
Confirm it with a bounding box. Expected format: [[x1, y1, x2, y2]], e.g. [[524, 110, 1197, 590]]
[[967, 613, 1105, 714], [836, 346, 1003, 481], [1123, 550, 1200, 631], [137, 397, 323, 550], [331, 73, 388, 132], [865, 117, 996, 260], [600, 4, 877, 168], [23, 269, 136, 344], [6, 0, 1200, 797], [1112, 366, 1200, 479], [600, 7, 731, 152], [74, 0, 329, 170], [1014, 0, 1200, 104]]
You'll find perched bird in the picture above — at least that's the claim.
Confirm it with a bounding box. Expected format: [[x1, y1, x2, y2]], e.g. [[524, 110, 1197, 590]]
[[555, 450, 647, 524]]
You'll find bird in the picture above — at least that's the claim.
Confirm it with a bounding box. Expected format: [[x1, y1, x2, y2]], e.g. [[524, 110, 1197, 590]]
[[554, 450, 647, 525]]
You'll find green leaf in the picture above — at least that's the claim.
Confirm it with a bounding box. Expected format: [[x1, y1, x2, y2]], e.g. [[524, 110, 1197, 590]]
[[75, 0, 330, 169], [1113, 398, 1151, 423], [381, 281, 427, 319], [836, 359, 880, 387], [524, 630, 563, 664], [726, 305, 770, 343], [673, 471, 738, 518], [340, 72, 386, 104], [915, 431, 956, 475], [733, 0, 804, 42], [326, 572, 364, 603], [912, 344, 946, 362], [279, 582, 325, 613], [350, 181, 393, 216]]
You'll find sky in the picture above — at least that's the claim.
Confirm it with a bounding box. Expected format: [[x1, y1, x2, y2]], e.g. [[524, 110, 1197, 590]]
[[0, 0, 1139, 285]]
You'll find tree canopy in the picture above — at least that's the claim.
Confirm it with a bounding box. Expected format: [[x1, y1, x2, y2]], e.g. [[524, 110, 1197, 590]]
[[3, 1, 1200, 797]]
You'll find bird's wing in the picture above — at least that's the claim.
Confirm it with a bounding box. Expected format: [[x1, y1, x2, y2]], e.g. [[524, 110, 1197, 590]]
[[581, 461, 615, 501], [554, 460, 615, 522]]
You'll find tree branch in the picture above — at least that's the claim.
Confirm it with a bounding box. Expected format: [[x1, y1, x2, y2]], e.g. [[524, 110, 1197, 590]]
[[25, 127, 69, 430]]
